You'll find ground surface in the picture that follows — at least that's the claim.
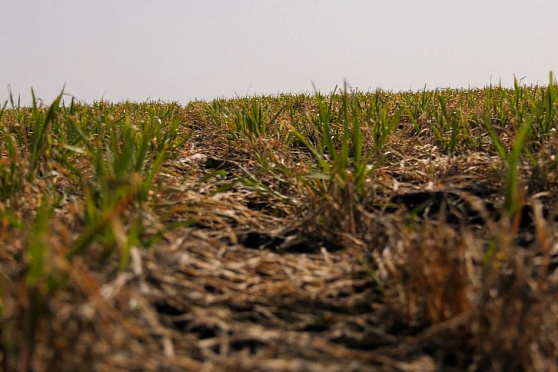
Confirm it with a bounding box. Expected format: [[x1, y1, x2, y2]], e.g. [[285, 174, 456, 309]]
[[1, 87, 558, 371]]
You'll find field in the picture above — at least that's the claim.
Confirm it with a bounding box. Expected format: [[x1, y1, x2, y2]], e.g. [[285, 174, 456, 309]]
[[1, 75, 558, 371]]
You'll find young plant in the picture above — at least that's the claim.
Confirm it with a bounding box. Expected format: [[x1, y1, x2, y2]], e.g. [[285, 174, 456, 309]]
[[430, 93, 469, 155], [403, 86, 435, 132], [0, 100, 7, 122], [481, 104, 533, 225], [290, 85, 397, 200], [27, 90, 63, 181], [503, 115, 533, 224], [64, 105, 183, 262], [0, 131, 22, 201], [231, 100, 284, 139], [531, 71, 556, 142]]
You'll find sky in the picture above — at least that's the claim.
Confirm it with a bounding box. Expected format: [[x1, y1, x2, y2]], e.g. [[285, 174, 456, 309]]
[[1, 0, 557, 104]]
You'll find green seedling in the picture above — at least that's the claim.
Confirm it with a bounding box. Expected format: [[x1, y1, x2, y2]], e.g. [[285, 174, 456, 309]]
[[290, 85, 397, 200], [481, 91, 534, 224], [27, 89, 63, 181], [0, 132, 22, 200]]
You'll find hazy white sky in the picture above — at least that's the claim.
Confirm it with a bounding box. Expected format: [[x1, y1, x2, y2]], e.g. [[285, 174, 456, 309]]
[[1, 0, 557, 104]]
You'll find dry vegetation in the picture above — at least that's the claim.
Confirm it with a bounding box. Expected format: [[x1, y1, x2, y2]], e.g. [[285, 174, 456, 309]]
[[1, 76, 558, 371]]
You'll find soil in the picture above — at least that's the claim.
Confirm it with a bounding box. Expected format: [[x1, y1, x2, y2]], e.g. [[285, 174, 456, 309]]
[[1, 99, 558, 372]]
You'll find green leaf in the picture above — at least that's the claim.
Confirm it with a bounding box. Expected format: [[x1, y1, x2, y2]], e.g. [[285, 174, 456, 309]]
[[27, 196, 53, 285]]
